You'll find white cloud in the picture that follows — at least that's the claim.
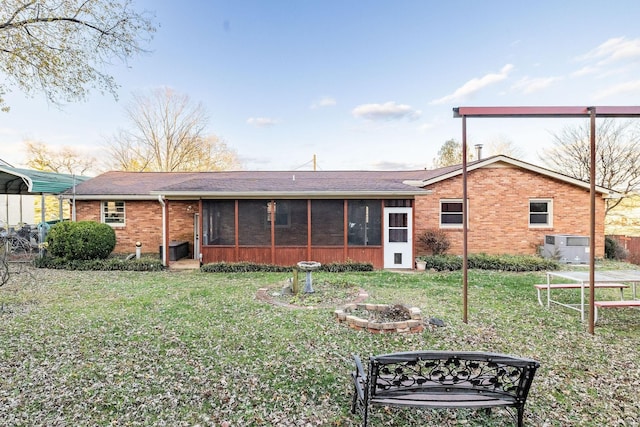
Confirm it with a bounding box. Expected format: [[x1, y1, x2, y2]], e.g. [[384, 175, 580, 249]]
[[594, 79, 640, 100], [310, 96, 336, 109], [571, 65, 599, 77], [247, 117, 278, 127], [576, 37, 640, 65], [352, 101, 421, 121], [512, 76, 562, 94], [430, 64, 514, 105]]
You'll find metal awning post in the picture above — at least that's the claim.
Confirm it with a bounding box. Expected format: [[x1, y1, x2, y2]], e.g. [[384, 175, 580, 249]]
[[453, 106, 640, 334], [589, 107, 597, 335], [462, 115, 468, 324]]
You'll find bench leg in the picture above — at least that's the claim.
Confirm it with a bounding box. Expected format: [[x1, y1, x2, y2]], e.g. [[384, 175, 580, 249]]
[[536, 288, 543, 307], [350, 385, 357, 414], [517, 406, 524, 427]]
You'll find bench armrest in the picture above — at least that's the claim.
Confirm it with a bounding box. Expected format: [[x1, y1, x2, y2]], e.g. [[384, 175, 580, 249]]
[[352, 354, 367, 402]]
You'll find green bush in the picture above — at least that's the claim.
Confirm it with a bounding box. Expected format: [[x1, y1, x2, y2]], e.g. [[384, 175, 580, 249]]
[[35, 255, 164, 271], [200, 262, 291, 273], [421, 253, 559, 272], [46, 221, 116, 260], [605, 236, 628, 260], [200, 261, 374, 273]]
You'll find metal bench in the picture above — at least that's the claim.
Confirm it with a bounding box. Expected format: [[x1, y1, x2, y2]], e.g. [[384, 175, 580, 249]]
[[534, 283, 628, 307], [351, 350, 540, 427]]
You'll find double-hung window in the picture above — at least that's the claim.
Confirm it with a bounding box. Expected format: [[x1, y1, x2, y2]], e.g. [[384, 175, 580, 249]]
[[440, 199, 463, 228], [529, 199, 552, 227], [102, 201, 125, 226]]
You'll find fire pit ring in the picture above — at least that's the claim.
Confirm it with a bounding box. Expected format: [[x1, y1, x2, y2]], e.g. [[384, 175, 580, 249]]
[[334, 303, 424, 334]]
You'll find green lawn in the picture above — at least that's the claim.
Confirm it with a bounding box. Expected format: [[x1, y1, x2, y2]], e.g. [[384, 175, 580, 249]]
[[1, 267, 639, 426]]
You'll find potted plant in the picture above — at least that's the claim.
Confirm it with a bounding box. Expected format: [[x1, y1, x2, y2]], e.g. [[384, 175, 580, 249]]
[[415, 257, 427, 271]]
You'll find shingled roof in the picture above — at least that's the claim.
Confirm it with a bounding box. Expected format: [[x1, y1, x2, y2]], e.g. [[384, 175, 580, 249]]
[[68, 155, 611, 200], [69, 169, 437, 199]]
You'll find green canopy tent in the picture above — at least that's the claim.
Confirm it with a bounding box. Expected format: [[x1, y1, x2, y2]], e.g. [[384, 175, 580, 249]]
[[0, 165, 90, 243]]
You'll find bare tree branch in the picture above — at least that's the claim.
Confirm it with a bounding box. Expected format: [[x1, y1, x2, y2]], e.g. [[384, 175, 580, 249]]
[[540, 119, 640, 214], [105, 87, 242, 172]]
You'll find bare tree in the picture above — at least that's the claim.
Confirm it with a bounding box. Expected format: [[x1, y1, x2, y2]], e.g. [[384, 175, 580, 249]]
[[540, 119, 640, 213], [0, 0, 156, 111], [484, 135, 525, 158], [106, 87, 241, 172], [23, 140, 96, 175]]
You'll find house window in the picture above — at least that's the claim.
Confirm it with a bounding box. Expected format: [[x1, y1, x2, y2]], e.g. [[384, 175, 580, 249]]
[[102, 201, 125, 226], [529, 199, 552, 227], [440, 199, 463, 227], [266, 201, 291, 228]]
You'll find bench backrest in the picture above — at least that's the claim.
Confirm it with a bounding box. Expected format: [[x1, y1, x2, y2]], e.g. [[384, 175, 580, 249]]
[[369, 351, 540, 403]]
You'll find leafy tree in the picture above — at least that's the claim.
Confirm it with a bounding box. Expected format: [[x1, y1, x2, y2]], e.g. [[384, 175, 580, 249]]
[[540, 119, 640, 213], [432, 139, 473, 168], [0, 0, 156, 111], [23, 140, 95, 222], [105, 87, 241, 172]]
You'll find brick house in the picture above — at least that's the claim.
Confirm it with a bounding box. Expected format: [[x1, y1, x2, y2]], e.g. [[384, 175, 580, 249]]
[[66, 155, 611, 269]]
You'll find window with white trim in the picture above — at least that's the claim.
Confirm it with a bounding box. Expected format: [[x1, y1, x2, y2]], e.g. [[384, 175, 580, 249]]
[[440, 199, 463, 228], [529, 199, 552, 227], [102, 201, 125, 226]]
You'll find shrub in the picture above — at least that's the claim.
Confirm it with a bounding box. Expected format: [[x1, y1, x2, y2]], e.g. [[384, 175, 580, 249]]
[[46, 221, 116, 260], [420, 253, 559, 272], [605, 236, 628, 260], [418, 229, 451, 255], [35, 255, 164, 271], [200, 261, 374, 273]]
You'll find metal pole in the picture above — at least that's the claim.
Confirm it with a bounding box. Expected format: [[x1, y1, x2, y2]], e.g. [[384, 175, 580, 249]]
[[462, 116, 468, 324], [588, 107, 596, 335]]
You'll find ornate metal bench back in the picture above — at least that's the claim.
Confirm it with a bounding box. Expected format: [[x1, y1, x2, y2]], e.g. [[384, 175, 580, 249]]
[[370, 351, 539, 403]]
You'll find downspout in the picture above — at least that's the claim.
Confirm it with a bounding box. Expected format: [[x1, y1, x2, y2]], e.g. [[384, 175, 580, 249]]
[[158, 195, 167, 266]]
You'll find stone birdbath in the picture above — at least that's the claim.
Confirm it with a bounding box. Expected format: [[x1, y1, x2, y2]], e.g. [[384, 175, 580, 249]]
[[296, 261, 321, 293]]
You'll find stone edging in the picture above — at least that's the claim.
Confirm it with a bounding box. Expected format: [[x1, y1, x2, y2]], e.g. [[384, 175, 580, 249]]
[[334, 303, 424, 334]]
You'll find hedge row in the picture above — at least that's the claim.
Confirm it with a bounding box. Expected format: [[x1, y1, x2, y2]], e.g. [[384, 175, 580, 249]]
[[200, 261, 374, 273], [35, 256, 165, 271], [421, 254, 560, 272]]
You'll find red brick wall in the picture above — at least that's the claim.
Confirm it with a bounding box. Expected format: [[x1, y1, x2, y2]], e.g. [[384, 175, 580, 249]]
[[414, 165, 606, 258], [75, 200, 163, 254]]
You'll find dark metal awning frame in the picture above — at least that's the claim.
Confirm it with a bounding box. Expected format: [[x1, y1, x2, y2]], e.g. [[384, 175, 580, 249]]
[[454, 106, 640, 335]]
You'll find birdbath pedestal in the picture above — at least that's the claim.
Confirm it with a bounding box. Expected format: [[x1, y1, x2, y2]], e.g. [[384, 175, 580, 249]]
[[297, 261, 321, 293]]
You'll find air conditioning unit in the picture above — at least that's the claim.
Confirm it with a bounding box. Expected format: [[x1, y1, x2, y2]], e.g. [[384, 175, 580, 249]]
[[543, 234, 590, 264]]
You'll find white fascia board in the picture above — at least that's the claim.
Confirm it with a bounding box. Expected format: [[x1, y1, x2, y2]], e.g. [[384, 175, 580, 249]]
[[150, 190, 429, 199], [415, 156, 612, 195], [59, 194, 160, 201]]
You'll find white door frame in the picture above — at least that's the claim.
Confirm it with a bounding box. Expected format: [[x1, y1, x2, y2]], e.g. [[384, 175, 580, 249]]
[[383, 207, 413, 269], [193, 212, 201, 261]]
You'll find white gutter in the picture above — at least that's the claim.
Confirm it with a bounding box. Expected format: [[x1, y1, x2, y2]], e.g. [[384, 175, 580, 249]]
[[158, 195, 166, 267]]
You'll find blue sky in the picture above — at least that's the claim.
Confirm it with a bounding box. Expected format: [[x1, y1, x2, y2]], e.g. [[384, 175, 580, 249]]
[[3, 0, 640, 173]]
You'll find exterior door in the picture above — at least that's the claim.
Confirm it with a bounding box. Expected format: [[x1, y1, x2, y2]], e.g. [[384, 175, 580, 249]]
[[193, 213, 201, 261], [383, 207, 412, 269]]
